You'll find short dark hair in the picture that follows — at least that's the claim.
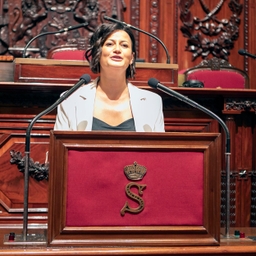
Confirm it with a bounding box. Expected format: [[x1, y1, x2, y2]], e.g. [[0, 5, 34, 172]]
[[85, 22, 136, 78]]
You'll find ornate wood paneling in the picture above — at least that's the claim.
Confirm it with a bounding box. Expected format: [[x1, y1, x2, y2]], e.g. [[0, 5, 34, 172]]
[[178, 1, 244, 69], [176, 0, 256, 92], [0, 133, 49, 222], [2, 0, 255, 87], [4, 0, 125, 58], [179, 0, 243, 60]]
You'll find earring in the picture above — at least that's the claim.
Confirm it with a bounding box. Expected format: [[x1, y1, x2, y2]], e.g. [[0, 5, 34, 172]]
[[130, 64, 134, 78]]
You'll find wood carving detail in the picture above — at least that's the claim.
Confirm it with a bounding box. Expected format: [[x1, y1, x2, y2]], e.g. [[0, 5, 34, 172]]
[[11, 0, 47, 45], [8, 0, 127, 58], [225, 98, 256, 112], [121, 161, 147, 216], [179, 0, 243, 60], [251, 172, 256, 226], [149, 0, 159, 63], [193, 56, 232, 70], [10, 150, 49, 181], [0, 0, 9, 55], [221, 170, 237, 226], [130, 0, 140, 58]]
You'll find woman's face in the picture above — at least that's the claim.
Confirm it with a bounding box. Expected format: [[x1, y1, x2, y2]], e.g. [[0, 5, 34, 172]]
[[100, 30, 134, 74]]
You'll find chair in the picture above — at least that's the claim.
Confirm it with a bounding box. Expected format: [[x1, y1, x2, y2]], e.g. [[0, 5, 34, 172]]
[[47, 45, 86, 61], [182, 57, 249, 89]]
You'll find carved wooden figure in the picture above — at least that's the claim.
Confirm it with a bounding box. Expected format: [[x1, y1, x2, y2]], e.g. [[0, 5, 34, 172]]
[[0, 0, 9, 54]]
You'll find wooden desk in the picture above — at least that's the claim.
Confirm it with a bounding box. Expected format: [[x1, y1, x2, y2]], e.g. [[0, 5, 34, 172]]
[[13, 58, 178, 87], [0, 226, 255, 255]]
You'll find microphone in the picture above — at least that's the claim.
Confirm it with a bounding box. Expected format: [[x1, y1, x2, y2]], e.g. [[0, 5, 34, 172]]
[[238, 49, 256, 59], [148, 77, 231, 238], [22, 22, 89, 58], [22, 74, 91, 241], [57, 23, 89, 33], [104, 16, 171, 64]]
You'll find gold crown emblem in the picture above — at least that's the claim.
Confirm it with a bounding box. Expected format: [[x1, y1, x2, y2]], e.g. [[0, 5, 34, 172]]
[[124, 161, 147, 181]]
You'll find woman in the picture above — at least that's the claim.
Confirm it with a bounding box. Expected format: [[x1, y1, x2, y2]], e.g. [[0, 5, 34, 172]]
[[54, 22, 165, 132]]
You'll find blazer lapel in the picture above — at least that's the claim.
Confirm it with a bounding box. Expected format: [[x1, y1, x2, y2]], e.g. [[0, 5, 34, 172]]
[[75, 81, 97, 131], [128, 83, 151, 132]]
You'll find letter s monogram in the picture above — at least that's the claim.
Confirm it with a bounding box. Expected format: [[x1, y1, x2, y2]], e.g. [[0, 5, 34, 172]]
[[120, 182, 146, 216]]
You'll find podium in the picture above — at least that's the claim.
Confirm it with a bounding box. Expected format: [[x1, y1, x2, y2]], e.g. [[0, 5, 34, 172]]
[[48, 131, 221, 248], [13, 58, 178, 86]]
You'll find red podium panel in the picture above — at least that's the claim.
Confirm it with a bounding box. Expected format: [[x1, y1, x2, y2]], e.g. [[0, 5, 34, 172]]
[[48, 131, 221, 248]]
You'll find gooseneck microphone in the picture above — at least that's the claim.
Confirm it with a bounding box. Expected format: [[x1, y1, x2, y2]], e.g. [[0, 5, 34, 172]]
[[238, 49, 256, 59], [22, 22, 89, 58], [148, 78, 231, 144], [148, 77, 231, 238], [22, 74, 91, 241], [104, 16, 171, 64]]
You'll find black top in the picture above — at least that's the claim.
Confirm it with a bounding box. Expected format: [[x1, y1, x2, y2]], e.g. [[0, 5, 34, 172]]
[[92, 117, 135, 131]]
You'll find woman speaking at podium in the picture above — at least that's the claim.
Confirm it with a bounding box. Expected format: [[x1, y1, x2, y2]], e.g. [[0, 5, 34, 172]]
[[54, 22, 165, 132]]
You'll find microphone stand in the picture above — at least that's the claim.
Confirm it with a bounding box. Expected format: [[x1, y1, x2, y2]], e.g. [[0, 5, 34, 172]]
[[238, 49, 256, 59], [148, 80, 231, 238], [22, 23, 88, 58], [104, 16, 171, 64], [22, 75, 90, 241]]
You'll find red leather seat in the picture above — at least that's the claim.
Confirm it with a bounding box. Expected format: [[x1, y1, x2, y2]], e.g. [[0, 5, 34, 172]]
[[47, 45, 86, 61], [182, 57, 249, 89]]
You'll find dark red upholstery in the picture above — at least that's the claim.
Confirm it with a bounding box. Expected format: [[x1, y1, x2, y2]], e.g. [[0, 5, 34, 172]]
[[186, 70, 246, 89], [50, 50, 86, 60], [47, 45, 86, 61], [66, 150, 203, 227], [183, 57, 249, 89]]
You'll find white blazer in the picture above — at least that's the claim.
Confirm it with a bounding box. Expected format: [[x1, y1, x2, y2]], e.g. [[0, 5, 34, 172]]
[[54, 79, 165, 132]]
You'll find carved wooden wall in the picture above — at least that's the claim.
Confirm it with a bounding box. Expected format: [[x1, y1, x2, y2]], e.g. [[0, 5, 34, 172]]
[[1, 1, 255, 87], [2, 0, 126, 58], [123, 0, 256, 92], [176, 0, 256, 89]]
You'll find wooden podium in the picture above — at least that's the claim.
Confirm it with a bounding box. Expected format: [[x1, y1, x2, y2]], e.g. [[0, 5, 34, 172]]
[[13, 58, 178, 87], [48, 131, 221, 249]]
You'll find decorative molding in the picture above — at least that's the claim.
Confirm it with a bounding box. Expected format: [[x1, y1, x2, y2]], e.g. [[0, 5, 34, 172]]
[[179, 0, 243, 61], [193, 56, 232, 70], [222, 169, 256, 227], [10, 150, 49, 181], [0, 0, 9, 55], [130, 0, 140, 57], [174, 0, 179, 64], [251, 173, 256, 226], [243, 0, 249, 73], [149, 0, 159, 63], [221, 170, 237, 226], [9, 0, 127, 58], [225, 98, 256, 112]]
